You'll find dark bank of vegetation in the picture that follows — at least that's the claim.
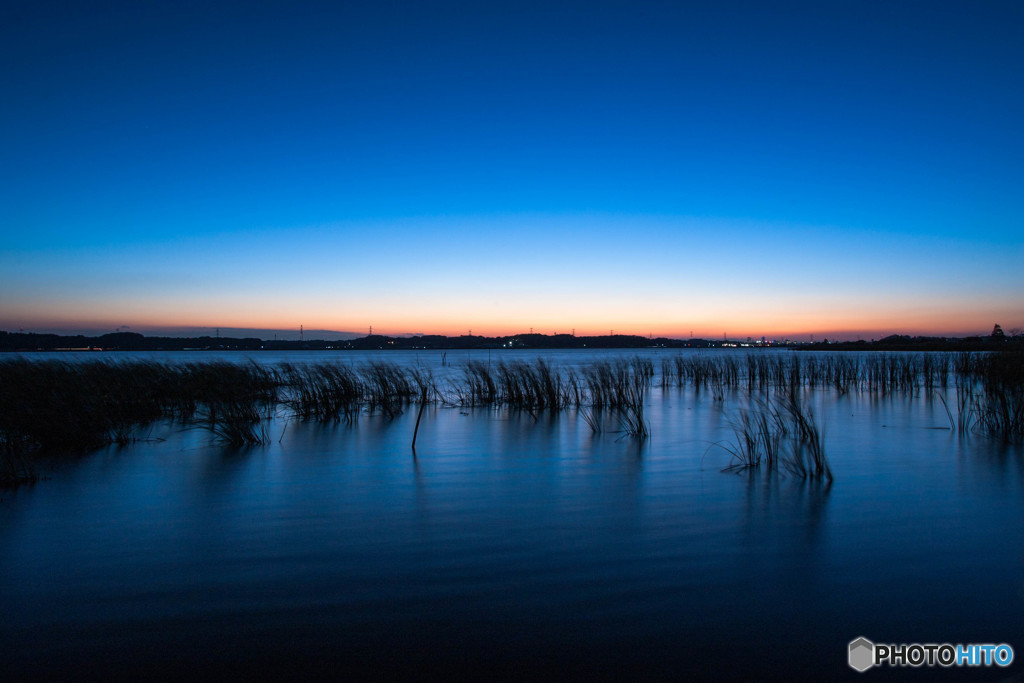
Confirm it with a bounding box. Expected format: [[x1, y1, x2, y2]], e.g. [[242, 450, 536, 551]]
[[0, 357, 655, 485], [0, 360, 280, 467], [953, 349, 1024, 441], [3, 347, 1023, 486], [803, 327, 1022, 352]]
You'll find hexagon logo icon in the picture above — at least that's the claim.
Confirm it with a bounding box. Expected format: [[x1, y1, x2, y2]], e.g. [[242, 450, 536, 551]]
[[849, 637, 875, 672]]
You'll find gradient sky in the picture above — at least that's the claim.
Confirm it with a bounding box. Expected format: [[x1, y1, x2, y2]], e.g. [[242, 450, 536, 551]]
[[2, 1, 1022, 340]]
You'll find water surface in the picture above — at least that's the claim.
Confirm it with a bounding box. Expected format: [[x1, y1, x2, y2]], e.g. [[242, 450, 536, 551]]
[[2, 350, 1022, 678]]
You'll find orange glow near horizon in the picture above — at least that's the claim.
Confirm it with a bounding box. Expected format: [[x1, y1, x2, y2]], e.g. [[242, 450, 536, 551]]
[[7, 304, 1016, 341], [3, 214, 1021, 342]]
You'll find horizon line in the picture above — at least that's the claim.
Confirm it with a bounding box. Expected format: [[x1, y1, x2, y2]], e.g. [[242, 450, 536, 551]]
[[3, 325, 1012, 344]]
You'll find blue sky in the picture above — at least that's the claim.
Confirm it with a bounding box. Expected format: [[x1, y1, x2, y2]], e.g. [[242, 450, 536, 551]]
[[2, 1, 1021, 339]]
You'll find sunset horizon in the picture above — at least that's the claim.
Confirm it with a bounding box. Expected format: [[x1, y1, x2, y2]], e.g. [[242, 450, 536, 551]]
[[3, 318, 1014, 343], [3, 2, 1023, 677], [3, 3, 1021, 342]]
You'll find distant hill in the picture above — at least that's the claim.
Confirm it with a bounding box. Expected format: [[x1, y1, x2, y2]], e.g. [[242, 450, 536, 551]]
[[1, 329, 1018, 353], [148, 327, 361, 341], [6, 326, 361, 341]]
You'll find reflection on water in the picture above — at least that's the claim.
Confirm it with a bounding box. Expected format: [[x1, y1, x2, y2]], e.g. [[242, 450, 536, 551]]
[[2, 350, 1023, 678]]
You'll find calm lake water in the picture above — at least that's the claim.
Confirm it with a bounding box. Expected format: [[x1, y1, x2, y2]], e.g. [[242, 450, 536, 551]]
[[2, 349, 1023, 678]]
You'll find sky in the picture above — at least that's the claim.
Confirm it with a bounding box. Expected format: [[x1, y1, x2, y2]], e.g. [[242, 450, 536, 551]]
[[2, 0, 1022, 340]]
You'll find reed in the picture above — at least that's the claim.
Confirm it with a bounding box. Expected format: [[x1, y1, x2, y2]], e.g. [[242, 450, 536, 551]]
[[470, 359, 574, 411], [0, 359, 162, 454], [721, 399, 787, 473], [280, 362, 363, 421], [660, 351, 958, 396], [0, 358, 281, 456], [616, 379, 649, 439], [461, 360, 499, 405], [189, 361, 279, 446], [721, 389, 831, 481], [779, 390, 831, 480], [966, 349, 1024, 441], [13, 351, 990, 474], [583, 360, 641, 408], [580, 407, 602, 433], [445, 358, 650, 433], [411, 380, 431, 454], [201, 397, 270, 446], [364, 362, 416, 418], [408, 366, 438, 403]]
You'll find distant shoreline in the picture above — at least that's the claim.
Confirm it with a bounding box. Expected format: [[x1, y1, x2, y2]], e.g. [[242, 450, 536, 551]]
[[1, 330, 1017, 353]]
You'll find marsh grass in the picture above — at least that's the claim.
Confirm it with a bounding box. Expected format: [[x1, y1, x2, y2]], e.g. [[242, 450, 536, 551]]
[[202, 399, 271, 446], [721, 400, 786, 473], [780, 391, 831, 480], [616, 380, 649, 439], [11, 349, 1017, 482], [4, 357, 672, 469], [579, 359, 650, 437], [580, 407, 602, 433], [186, 361, 278, 446], [0, 358, 281, 460], [363, 362, 416, 418], [963, 349, 1024, 441], [0, 359, 165, 455], [721, 390, 831, 481], [461, 360, 499, 405], [659, 352, 958, 396], [281, 362, 362, 422]]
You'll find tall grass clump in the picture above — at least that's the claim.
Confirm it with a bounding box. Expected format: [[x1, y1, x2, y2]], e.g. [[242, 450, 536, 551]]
[[188, 361, 279, 446], [363, 362, 416, 418], [721, 390, 831, 481], [493, 359, 569, 411], [460, 360, 499, 405], [450, 357, 650, 434], [281, 362, 363, 422], [779, 391, 831, 480], [0, 359, 285, 465], [581, 359, 649, 437], [959, 349, 1024, 441], [0, 359, 164, 455], [721, 400, 786, 473], [863, 354, 921, 393], [616, 379, 648, 439]]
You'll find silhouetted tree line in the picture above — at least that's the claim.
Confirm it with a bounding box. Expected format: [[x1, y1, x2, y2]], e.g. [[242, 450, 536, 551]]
[[0, 331, 265, 352], [807, 326, 1022, 352], [1, 328, 1019, 353], [1, 330, 712, 352]]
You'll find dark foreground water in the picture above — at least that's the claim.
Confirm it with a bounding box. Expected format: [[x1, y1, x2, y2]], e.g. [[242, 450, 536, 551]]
[[2, 350, 1023, 679]]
